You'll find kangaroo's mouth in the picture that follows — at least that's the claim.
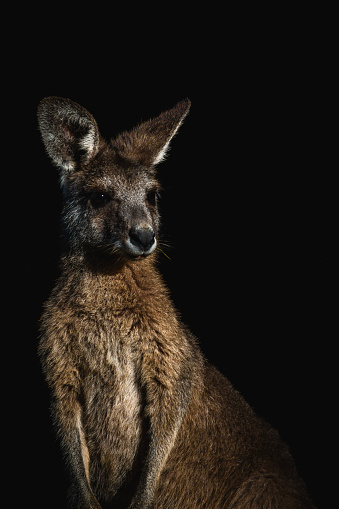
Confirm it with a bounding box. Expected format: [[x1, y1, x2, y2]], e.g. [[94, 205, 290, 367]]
[[131, 254, 149, 261]]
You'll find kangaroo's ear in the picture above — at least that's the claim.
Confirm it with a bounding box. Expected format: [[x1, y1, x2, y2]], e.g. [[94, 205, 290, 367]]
[[113, 98, 191, 167], [37, 97, 100, 174]]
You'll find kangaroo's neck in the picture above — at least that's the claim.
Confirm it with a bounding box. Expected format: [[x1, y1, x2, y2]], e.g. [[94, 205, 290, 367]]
[[58, 251, 170, 313]]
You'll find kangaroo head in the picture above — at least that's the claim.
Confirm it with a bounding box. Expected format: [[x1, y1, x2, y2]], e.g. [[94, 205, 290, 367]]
[[38, 97, 190, 261]]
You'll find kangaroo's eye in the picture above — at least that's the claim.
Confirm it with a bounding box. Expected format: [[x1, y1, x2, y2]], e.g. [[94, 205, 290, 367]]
[[147, 190, 160, 206], [89, 191, 111, 209]]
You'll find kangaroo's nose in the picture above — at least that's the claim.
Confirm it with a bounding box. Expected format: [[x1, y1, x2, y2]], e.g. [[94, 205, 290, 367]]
[[129, 226, 155, 251]]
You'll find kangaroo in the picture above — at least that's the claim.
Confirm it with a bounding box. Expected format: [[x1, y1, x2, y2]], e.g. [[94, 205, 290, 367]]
[[38, 97, 315, 509]]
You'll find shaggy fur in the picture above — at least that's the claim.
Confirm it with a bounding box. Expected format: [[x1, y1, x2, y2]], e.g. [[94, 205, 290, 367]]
[[38, 97, 315, 508]]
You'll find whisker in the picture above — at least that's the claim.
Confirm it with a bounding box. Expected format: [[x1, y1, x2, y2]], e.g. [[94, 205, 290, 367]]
[[157, 246, 172, 261], [158, 242, 172, 249], [99, 243, 122, 256]]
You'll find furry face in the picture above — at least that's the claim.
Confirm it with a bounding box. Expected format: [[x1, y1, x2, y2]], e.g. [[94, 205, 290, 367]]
[[61, 153, 161, 259]]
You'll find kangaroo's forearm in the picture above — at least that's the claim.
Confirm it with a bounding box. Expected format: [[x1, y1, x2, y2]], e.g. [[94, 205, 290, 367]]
[[129, 346, 193, 508], [52, 394, 100, 508]]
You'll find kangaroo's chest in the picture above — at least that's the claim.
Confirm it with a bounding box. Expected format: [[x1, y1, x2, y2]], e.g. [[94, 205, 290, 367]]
[[78, 315, 145, 497]]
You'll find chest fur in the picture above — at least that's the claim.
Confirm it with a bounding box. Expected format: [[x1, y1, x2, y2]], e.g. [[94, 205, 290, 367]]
[[73, 310, 145, 495]]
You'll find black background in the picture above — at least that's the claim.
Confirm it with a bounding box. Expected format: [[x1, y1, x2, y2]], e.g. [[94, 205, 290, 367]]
[[7, 8, 335, 509]]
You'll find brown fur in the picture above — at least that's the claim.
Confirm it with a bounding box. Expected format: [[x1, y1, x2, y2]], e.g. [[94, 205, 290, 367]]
[[38, 97, 315, 508]]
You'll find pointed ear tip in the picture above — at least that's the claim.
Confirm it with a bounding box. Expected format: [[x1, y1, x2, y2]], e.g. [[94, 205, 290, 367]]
[[38, 96, 61, 106], [38, 96, 81, 112], [179, 97, 191, 111], [38, 96, 64, 116]]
